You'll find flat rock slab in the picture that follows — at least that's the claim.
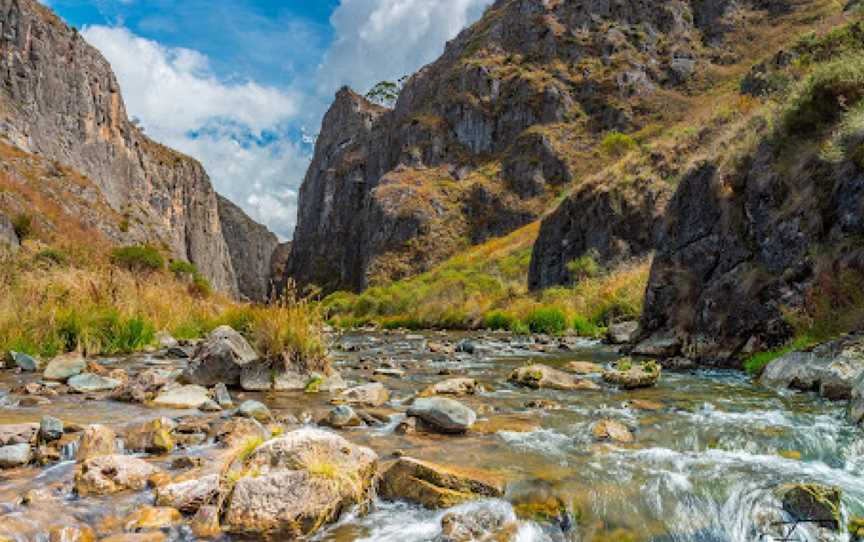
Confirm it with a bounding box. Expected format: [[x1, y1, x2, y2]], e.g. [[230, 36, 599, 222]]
[[67, 373, 121, 393], [75, 454, 160, 496], [43, 352, 86, 381], [379, 457, 505, 509], [152, 385, 211, 409], [509, 364, 600, 391]]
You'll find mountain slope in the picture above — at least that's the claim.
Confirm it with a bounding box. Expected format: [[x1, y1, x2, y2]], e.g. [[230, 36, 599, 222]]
[[288, 0, 839, 296]]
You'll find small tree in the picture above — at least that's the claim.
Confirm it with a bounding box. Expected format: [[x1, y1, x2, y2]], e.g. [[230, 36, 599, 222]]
[[365, 76, 408, 107]]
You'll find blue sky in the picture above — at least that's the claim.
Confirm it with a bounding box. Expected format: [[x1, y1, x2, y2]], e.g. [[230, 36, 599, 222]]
[[41, 0, 493, 239]]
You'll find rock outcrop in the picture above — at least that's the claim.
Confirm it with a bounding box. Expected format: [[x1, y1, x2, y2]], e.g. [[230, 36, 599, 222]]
[[0, 212, 18, 249], [0, 0, 273, 295], [287, 0, 804, 294], [217, 195, 279, 301]]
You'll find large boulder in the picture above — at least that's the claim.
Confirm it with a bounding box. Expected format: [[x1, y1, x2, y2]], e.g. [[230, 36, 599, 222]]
[[509, 364, 600, 391], [67, 373, 122, 393], [0, 443, 32, 468], [43, 352, 86, 382], [606, 321, 640, 344], [75, 454, 160, 496], [182, 326, 259, 387], [761, 336, 864, 400], [124, 418, 175, 454], [602, 359, 661, 390], [418, 378, 480, 398], [407, 397, 476, 433], [779, 483, 842, 530], [112, 369, 173, 403], [0, 423, 39, 446], [379, 457, 505, 509], [76, 424, 116, 461], [156, 474, 222, 514], [8, 351, 42, 372], [336, 382, 389, 407], [152, 385, 211, 409], [224, 428, 377, 537]]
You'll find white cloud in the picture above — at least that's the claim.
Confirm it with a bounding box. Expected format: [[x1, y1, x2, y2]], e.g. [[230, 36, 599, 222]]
[[319, 0, 492, 95], [78, 0, 494, 239]]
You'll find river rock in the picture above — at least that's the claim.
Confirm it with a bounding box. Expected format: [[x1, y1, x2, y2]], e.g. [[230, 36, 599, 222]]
[[123, 506, 182, 530], [43, 352, 86, 381], [438, 503, 520, 542], [379, 457, 505, 509], [0, 443, 32, 468], [47, 526, 96, 542], [75, 454, 160, 496], [565, 361, 604, 375], [214, 382, 233, 407], [850, 377, 864, 425], [9, 351, 41, 371], [779, 483, 842, 530], [191, 505, 222, 537], [76, 424, 116, 461], [337, 382, 389, 407], [39, 416, 64, 442], [407, 397, 476, 433], [240, 355, 344, 392], [209, 418, 270, 447], [100, 533, 166, 542], [156, 474, 222, 513], [631, 333, 680, 358], [152, 384, 210, 409], [67, 373, 121, 393], [418, 378, 480, 397], [509, 364, 600, 391], [592, 419, 634, 443], [156, 331, 179, 349], [0, 423, 39, 445], [236, 400, 272, 422], [762, 336, 864, 400], [182, 325, 259, 387], [602, 359, 661, 389], [124, 418, 175, 454], [606, 321, 640, 344], [112, 369, 173, 403], [321, 405, 363, 428], [224, 428, 378, 537]]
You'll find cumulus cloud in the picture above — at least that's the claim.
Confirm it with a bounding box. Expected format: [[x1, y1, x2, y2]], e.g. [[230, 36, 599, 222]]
[[319, 0, 492, 95], [78, 0, 494, 239]]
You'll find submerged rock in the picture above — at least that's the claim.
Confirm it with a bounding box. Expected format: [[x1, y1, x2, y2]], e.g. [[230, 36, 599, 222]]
[[418, 378, 480, 397], [75, 454, 159, 496], [509, 364, 600, 391], [182, 326, 259, 387], [779, 483, 842, 530], [43, 352, 86, 381], [407, 397, 476, 433], [602, 358, 661, 389], [592, 419, 634, 443], [379, 457, 505, 509], [224, 428, 377, 537]]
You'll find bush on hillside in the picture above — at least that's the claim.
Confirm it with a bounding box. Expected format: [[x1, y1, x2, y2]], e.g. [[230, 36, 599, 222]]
[[783, 55, 864, 134], [483, 310, 516, 330], [12, 214, 31, 240], [110, 245, 165, 273], [524, 307, 568, 335], [601, 131, 637, 157]]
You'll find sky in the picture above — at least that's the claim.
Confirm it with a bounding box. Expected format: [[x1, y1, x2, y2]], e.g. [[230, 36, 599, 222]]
[[39, 0, 493, 240]]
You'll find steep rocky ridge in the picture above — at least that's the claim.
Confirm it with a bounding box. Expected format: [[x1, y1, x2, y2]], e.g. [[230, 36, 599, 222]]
[[0, 0, 243, 293], [216, 195, 279, 301], [639, 18, 864, 364], [289, 0, 832, 294]]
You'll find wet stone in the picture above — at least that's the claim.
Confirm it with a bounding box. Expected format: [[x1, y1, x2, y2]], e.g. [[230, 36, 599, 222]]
[[0, 443, 32, 468], [39, 416, 64, 442], [407, 397, 476, 433]]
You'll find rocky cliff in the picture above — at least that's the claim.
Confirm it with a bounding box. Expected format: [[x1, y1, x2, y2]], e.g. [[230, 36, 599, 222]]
[[289, 0, 823, 294], [217, 195, 279, 301], [0, 210, 16, 249], [0, 0, 241, 293], [639, 20, 864, 364]]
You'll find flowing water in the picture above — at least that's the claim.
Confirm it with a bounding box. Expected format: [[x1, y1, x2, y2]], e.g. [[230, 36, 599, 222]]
[[0, 331, 861, 541]]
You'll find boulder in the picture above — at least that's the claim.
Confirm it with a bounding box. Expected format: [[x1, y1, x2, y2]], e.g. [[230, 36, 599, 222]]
[[565, 361, 604, 375], [67, 373, 121, 393], [418, 378, 480, 397], [191, 505, 222, 537], [0, 423, 39, 445], [606, 321, 640, 344], [76, 424, 116, 461], [438, 503, 521, 542], [156, 474, 222, 513], [379, 457, 505, 509], [152, 385, 211, 409], [75, 454, 159, 496], [209, 418, 270, 448], [111, 369, 173, 403], [236, 400, 272, 422], [224, 428, 378, 537], [43, 352, 86, 381], [214, 382, 233, 407], [0, 212, 19, 250], [0, 443, 32, 468], [602, 359, 661, 389], [240, 356, 344, 392], [631, 333, 680, 358], [124, 418, 175, 454], [592, 419, 634, 443], [779, 483, 842, 530], [509, 364, 600, 391], [39, 416, 64, 442], [762, 337, 864, 400], [182, 326, 259, 387], [337, 382, 389, 407], [123, 506, 182, 530], [9, 351, 41, 372], [321, 405, 364, 428], [407, 397, 476, 433]]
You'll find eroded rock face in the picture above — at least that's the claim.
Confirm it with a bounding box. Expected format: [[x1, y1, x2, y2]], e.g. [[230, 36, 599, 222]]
[[224, 428, 378, 536], [286, 0, 778, 294], [217, 194, 280, 302]]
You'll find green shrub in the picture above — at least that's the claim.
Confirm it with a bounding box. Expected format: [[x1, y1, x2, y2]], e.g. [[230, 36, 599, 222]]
[[524, 307, 568, 335], [509, 320, 531, 336], [600, 131, 637, 157], [36, 248, 68, 266], [566, 250, 601, 281], [12, 214, 32, 240], [169, 260, 197, 276], [572, 315, 603, 337], [110, 245, 165, 273], [483, 310, 516, 330], [783, 55, 864, 135], [191, 273, 212, 297], [53, 308, 155, 355]]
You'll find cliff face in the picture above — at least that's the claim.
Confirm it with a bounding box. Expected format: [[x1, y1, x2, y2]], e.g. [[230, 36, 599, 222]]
[[0, 210, 16, 249], [289, 0, 810, 294], [217, 195, 279, 301], [639, 21, 864, 364], [0, 0, 238, 293]]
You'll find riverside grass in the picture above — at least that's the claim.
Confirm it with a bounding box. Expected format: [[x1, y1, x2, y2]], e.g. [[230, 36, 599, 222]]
[[323, 223, 650, 337], [0, 240, 324, 359]]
